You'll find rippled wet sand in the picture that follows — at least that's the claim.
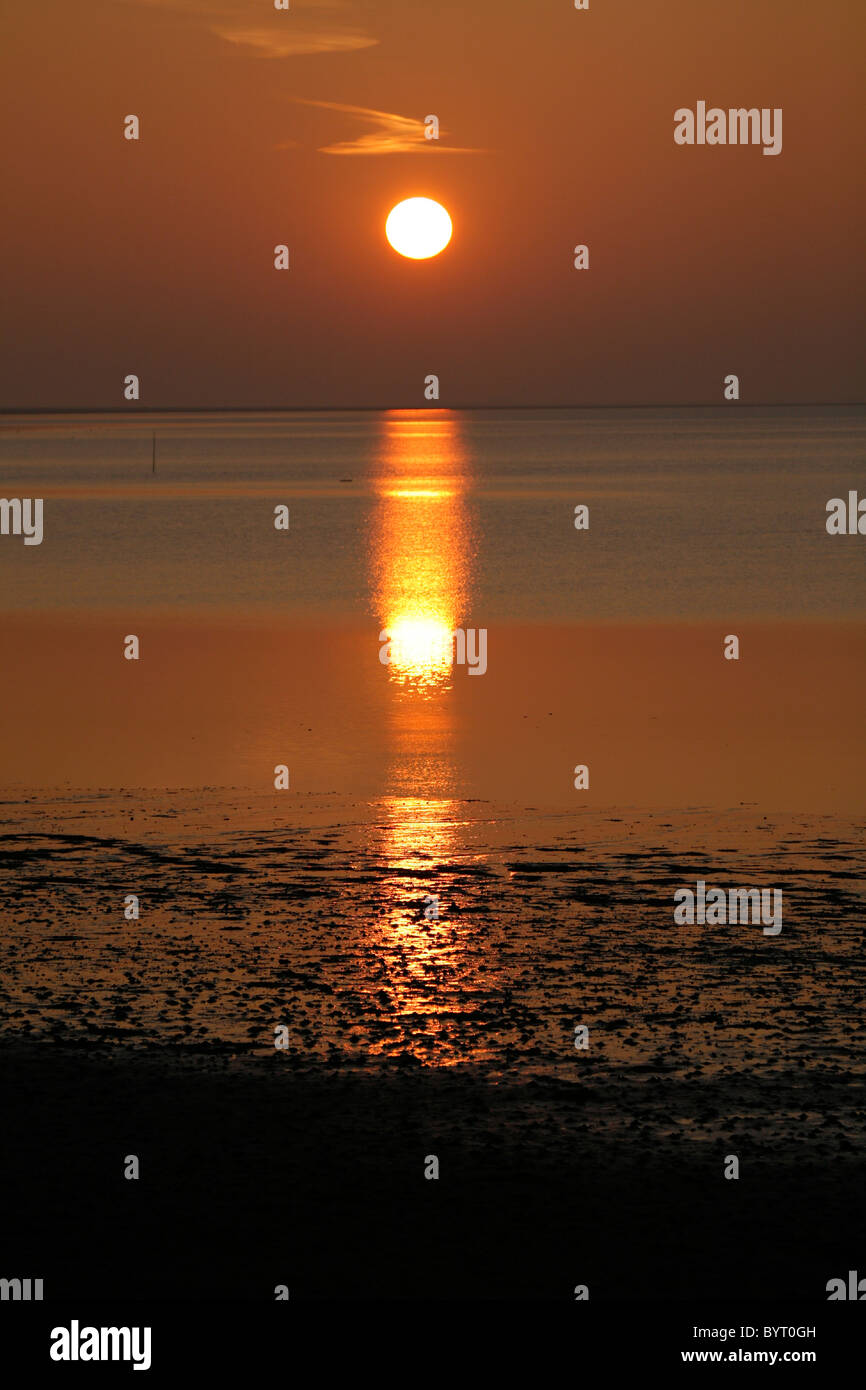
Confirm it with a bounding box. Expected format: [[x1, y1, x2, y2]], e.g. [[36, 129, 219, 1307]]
[[2, 790, 864, 1160]]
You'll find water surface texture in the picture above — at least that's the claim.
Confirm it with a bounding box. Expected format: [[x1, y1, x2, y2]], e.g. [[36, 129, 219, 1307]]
[[1, 406, 863, 618]]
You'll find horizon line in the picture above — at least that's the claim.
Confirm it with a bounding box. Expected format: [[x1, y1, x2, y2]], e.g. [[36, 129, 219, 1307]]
[[0, 401, 863, 417]]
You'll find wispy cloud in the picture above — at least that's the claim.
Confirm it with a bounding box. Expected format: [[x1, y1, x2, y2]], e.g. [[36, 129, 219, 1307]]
[[293, 99, 485, 155], [215, 27, 376, 59], [121, 0, 378, 59]]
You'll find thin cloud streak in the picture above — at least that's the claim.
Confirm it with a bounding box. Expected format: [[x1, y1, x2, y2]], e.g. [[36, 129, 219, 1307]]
[[120, 0, 379, 59], [292, 99, 486, 155], [214, 28, 377, 58]]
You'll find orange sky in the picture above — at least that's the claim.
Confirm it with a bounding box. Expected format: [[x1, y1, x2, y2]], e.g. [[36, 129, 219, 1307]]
[[1, 0, 863, 408]]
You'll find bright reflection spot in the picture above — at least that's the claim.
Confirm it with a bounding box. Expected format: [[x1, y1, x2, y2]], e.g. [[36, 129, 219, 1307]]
[[371, 412, 471, 696], [363, 420, 492, 1067], [382, 489, 453, 500], [386, 617, 454, 684]]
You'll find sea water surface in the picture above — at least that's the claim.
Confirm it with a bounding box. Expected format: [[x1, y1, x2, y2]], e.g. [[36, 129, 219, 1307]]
[[0, 407, 863, 1142], [1, 406, 864, 805], [0, 405, 863, 619]]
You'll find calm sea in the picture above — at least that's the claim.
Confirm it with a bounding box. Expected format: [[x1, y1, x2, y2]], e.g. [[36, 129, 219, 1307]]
[[0, 406, 863, 620], [1, 409, 864, 1099]]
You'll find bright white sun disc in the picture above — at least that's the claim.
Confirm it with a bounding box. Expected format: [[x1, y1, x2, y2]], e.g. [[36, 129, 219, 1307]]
[[386, 197, 452, 260]]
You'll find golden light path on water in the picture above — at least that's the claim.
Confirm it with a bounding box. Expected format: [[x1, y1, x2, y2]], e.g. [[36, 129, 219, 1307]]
[[371, 412, 472, 697], [369, 795, 500, 1065], [365, 412, 491, 1059]]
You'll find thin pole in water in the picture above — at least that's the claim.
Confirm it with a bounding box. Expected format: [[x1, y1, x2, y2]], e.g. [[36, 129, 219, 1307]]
[[152, 432, 156, 473]]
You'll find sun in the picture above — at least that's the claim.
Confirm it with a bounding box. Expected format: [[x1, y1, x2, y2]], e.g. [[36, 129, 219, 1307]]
[[386, 197, 452, 260]]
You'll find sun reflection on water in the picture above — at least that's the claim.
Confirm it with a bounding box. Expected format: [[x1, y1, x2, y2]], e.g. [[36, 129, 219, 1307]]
[[367, 796, 500, 1065], [364, 413, 491, 1061], [371, 412, 472, 696]]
